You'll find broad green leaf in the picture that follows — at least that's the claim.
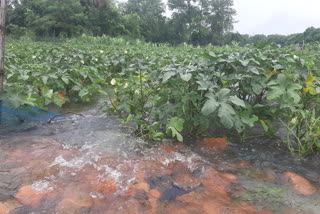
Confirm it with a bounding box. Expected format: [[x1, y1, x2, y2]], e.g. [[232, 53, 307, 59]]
[[167, 117, 184, 132], [229, 96, 246, 108], [180, 73, 192, 82], [162, 71, 175, 83], [42, 88, 53, 98], [152, 132, 165, 140], [20, 71, 29, 81], [249, 67, 260, 75], [252, 83, 263, 94], [267, 86, 284, 100], [209, 51, 216, 57], [287, 90, 301, 103], [79, 88, 89, 98], [218, 103, 236, 129], [61, 76, 69, 84], [42, 76, 49, 85], [277, 73, 288, 86], [240, 59, 249, 66], [289, 83, 302, 90], [220, 103, 236, 115], [167, 127, 183, 142], [201, 98, 219, 115], [260, 120, 269, 132], [216, 88, 230, 99], [72, 85, 81, 91], [197, 80, 212, 91]]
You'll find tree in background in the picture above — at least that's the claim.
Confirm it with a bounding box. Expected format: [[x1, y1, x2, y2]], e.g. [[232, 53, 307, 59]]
[[206, 0, 236, 44], [123, 0, 166, 43], [7, 0, 126, 38], [5, 0, 320, 46], [168, 0, 236, 45], [168, 0, 197, 43], [81, 0, 125, 37], [6, 0, 238, 44], [7, 0, 87, 38]]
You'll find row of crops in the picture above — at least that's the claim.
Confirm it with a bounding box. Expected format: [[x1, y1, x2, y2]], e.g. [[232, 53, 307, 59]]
[[2, 35, 320, 155]]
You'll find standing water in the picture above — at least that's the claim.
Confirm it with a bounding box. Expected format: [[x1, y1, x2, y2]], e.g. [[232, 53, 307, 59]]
[[0, 102, 319, 214]]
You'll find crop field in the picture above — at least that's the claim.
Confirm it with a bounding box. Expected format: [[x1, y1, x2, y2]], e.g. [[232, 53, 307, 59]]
[[2, 36, 320, 155]]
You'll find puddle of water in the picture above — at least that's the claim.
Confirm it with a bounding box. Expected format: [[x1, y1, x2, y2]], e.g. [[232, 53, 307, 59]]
[[0, 104, 319, 214]]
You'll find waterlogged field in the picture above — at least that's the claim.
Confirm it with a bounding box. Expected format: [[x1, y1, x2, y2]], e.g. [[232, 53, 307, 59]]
[[2, 36, 320, 155]]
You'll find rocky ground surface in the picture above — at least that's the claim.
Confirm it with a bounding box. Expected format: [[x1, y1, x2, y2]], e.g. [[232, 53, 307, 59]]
[[0, 113, 319, 214]]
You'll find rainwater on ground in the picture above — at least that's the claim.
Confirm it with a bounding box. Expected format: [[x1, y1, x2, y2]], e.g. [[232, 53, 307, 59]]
[[0, 101, 319, 214]]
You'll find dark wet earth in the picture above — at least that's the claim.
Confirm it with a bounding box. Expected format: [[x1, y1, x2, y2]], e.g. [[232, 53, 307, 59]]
[[0, 107, 319, 214]]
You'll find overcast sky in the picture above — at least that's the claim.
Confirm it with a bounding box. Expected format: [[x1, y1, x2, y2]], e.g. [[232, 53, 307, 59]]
[[234, 0, 320, 35], [119, 0, 320, 35]]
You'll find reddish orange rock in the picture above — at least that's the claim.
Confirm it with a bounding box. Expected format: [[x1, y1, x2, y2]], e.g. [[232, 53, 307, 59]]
[[90, 178, 117, 195], [201, 168, 237, 199], [220, 173, 237, 183], [0, 203, 11, 214], [176, 191, 206, 204], [160, 145, 179, 153], [148, 198, 159, 214], [135, 171, 146, 182], [176, 191, 226, 213], [99, 180, 117, 195], [56, 188, 93, 213], [198, 138, 229, 149], [161, 202, 202, 214], [202, 199, 225, 214], [283, 172, 317, 196], [10, 150, 27, 161], [55, 197, 93, 214], [228, 202, 257, 214], [15, 185, 46, 207], [175, 142, 187, 148], [0, 200, 22, 214], [125, 182, 150, 198], [149, 189, 161, 199], [172, 173, 200, 188], [218, 160, 251, 172], [108, 199, 151, 214], [253, 170, 276, 182], [59, 149, 78, 161], [135, 182, 150, 192], [171, 161, 200, 188]]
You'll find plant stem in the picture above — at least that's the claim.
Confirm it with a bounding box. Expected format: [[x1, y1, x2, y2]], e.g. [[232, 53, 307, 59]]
[[279, 118, 303, 155]]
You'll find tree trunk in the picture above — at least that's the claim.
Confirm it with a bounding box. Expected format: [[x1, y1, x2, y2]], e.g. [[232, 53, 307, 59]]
[[0, 0, 6, 125], [0, 0, 6, 92]]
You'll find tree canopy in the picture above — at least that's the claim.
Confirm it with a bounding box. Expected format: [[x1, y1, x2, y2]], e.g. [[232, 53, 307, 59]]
[[5, 0, 320, 45]]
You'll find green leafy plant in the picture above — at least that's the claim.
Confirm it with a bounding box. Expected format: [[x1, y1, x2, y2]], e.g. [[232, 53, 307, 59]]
[[166, 117, 184, 142], [201, 88, 248, 129], [3, 37, 320, 155]]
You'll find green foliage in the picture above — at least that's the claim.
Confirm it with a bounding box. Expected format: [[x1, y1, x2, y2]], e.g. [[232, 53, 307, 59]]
[[168, 0, 236, 45], [3, 37, 320, 155], [123, 0, 166, 43], [166, 117, 184, 142], [6, 0, 238, 45], [6, 0, 320, 46], [202, 88, 246, 129]]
